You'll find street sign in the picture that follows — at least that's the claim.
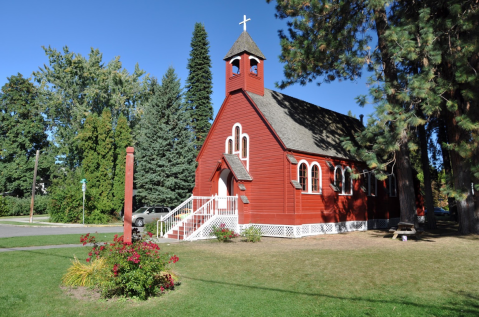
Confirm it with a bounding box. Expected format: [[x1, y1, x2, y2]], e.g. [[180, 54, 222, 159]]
[[82, 183, 86, 192]]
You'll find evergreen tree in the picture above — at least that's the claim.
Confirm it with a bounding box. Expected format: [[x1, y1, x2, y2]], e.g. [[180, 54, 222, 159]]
[[0, 74, 50, 197], [136, 68, 196, 207], [112, 113, 132, 215], [96, 108, 115, 214], [185, 23, 213, 152], [269, 0, 418, 223]]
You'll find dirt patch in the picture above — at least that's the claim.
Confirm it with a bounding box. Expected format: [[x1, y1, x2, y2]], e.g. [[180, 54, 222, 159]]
[[61, 285, 102, 301]]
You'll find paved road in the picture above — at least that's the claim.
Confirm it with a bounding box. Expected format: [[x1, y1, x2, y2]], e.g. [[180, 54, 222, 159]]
[[0, 224, 125, 238]]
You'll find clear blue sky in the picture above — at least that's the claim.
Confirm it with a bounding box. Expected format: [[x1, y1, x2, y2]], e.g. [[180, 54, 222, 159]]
[[0, 0, 375, 119]]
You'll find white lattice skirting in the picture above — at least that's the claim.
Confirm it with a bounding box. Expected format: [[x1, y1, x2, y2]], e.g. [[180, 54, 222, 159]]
[[185, 216, 401, 240], [185, 215, 239, 241]]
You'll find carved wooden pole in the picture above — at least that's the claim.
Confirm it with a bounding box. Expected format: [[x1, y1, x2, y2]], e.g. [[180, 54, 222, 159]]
[[124, 147, 134, 243]]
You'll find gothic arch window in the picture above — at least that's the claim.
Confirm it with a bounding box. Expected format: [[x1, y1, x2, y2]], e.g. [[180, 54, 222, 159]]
[[230, 56, 241, 75], [299, 163, 308, 191], [311, 164, 320, 193], [235, 126, 240, 151], [334, 166, 343, 193], [343, 167, 353, 195], [242, 136, 248, 158], [228, 139, 233, 154]]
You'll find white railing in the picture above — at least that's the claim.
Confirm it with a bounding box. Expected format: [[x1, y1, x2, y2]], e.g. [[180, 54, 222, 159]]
[[158, 196, 212, 238], [157, 195, 238, 240]]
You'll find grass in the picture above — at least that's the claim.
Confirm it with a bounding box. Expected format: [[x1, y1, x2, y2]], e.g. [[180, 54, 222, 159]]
[[0, 233, 122, 248], [0, 224, 478, 316]]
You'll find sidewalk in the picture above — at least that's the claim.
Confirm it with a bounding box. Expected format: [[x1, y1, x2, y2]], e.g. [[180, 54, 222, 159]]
[[0, 216, 123, 227], [0, 237, 180, 253]]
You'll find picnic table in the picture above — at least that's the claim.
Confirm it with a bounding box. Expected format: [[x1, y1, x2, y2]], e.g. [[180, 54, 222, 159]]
[[389, 222, 423, 240]]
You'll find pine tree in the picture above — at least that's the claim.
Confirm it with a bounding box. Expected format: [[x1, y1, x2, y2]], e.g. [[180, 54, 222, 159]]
[[112, 113, 132, 216], [136, 68, 196, 207], [0, 74, 49, 197], [185, 23, 213, 152], [96, 108, 115, 214]]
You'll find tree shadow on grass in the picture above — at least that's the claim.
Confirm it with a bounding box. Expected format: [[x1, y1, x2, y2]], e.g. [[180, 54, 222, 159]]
[[182, 275, 479, 316]]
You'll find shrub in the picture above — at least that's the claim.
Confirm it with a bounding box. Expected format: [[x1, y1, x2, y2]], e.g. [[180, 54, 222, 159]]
[[0, 196, 7, 217], [62, 256, 109, 287], [211, 223, 239, 242], [242, 226, 262, 243], [2, 196, 49, 216], [144, 219, 159, 236], [64, 232, 180, 300]]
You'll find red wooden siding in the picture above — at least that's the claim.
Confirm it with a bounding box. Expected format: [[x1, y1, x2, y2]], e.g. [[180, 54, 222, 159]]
[[225, 53, 264, 96]]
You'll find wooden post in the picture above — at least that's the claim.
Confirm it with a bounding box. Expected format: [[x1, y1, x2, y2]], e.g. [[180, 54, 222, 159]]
[[124, 147, 134, 243], [29, 150, 40, 224]]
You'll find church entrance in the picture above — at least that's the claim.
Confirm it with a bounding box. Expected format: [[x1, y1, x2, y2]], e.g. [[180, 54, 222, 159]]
[[218, 169, 234, 209]]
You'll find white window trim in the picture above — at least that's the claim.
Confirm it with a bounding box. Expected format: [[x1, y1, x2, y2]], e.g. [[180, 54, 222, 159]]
[[225, 123, 250, 170], [368, 172, 377, 197], [297, 160, 310, 193], [229, 56, 241, 64], [389, 174, 397, 197], [248, 56, 261, 64], [310, 162, 322, 194]]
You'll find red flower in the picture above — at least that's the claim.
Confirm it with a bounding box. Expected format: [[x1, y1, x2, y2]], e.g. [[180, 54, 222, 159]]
[[86, 258, 90, 262], [147, 231, 153, 238]]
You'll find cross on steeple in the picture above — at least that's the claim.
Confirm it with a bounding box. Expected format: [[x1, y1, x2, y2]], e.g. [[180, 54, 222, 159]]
[[239, 15, 251, 32]]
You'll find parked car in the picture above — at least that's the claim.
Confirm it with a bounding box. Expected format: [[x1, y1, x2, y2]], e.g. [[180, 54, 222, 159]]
[[425, 207, 450, 217], [123, 206, 171, 227]]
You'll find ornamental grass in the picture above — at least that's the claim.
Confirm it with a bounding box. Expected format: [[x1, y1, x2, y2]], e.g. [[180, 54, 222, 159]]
[[62, 232, 180, 300]]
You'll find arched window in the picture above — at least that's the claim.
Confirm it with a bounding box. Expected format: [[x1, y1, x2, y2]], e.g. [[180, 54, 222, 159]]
[[235, 126, 240, 151], [389, 174, 397, 197], [312, 165, 320, 193], [232, 58, 240, 75], [250, 59, 258, 75], [242, 136, 248, 158], [361, 170, 368, 193], [228, 139, 233, 154], [334, 166, 343, 193], [344, 167, 352, 195], [299, 163, 308, 191]]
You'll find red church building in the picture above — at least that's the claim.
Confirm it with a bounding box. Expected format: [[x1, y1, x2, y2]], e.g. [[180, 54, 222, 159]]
[[161, 28, 421, 241]]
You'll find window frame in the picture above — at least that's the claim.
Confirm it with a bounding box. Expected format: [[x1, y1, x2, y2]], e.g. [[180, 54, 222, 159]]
[[343, 166, 353, 196]]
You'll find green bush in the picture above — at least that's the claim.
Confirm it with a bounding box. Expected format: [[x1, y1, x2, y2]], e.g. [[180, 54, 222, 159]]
[[144, 219, 162, 236], [2, 196, 49, 216], [64, 232, 180, 300], [0, 196, 8, 217], [242, 226, 262, 243], [47, 169, 84, 223], [211, 223, 239, 242]]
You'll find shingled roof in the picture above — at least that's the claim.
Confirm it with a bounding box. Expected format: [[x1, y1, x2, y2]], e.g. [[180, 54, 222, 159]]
[[223, 154, 253, 181], [223, 31, 266, 60], [247, 89, 362, 160]]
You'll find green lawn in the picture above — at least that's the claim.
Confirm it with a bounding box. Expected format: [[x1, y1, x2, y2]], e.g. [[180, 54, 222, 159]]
[[0, 229, 478, 316], [0, 233, 122, 248], [0, 221, 52, 226]]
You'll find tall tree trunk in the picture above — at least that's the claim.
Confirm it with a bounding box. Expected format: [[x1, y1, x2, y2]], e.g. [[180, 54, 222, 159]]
[[374, 7, 417, 224], [418, 121, 436, 229], [437, 119, 457, 221], [445, 109, 476, 234]]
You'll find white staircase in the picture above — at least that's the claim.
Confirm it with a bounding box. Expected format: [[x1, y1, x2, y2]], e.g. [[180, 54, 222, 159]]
[[157, 195, 238, 241]]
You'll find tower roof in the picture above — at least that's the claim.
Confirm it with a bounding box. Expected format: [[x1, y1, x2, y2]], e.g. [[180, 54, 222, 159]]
[[223, 31, 266, 60]]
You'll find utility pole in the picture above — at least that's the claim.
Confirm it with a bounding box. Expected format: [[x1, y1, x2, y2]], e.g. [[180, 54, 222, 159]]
[[29, 150, 40, 224]]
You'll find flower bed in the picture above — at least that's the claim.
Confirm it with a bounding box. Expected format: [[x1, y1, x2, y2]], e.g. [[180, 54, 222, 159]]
[[211, 223, 239, 242], [63, 231, 179, 300]]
